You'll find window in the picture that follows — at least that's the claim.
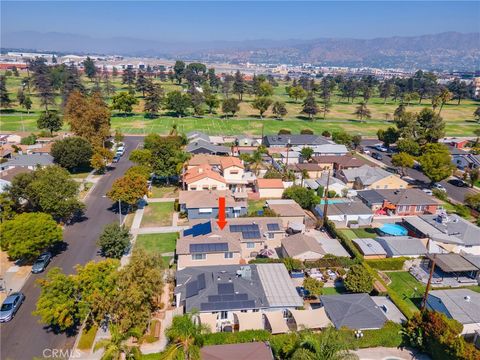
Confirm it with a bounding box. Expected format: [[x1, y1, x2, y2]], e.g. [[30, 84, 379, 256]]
[[230, 170, 238, 175], [190, 186, 197, 190], [211, 186, 217, 190], [224, 252, 234, 259], [268, 232, 274, 239], [246, 242, 255, 249], [202, 185, 209, 190], [220, 311, 228, 320], [199, 208, 213, 214], [416, 205, 425, 212], [192, 253, 206, 260]]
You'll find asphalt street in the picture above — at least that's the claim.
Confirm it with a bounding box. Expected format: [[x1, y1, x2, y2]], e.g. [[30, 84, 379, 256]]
[[0, 136, 142, 360], [360, 139, 479, 204]]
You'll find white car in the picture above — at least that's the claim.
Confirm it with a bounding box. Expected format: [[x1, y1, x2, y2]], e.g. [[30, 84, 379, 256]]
[[374, 144, 388, 152], [422, 189, 433, 196], [432, 183, 446, 192]]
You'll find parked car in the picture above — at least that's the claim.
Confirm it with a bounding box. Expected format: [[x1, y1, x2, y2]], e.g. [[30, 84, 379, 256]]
[[374, 144, 388, 152], [372, 152, 383, 160], [296, 286, 311, 299], [449, 179, 467, 187], [422, 189, 433, 196], [112, 155, 121, 163], [0, 292, 25, 322], [432, 183, 446, 192], [31, 252, 52, 274], [116, 146, 125, 156]]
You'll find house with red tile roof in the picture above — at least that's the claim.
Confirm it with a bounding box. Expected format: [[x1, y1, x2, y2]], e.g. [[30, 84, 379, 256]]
[[255, 178, 284, 198]]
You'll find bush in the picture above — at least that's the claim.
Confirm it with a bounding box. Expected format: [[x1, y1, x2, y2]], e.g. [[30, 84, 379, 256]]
[[97, 223, 131, 258], [433, 188, 448, 201], [202, 330, 271, 346], [304, 255, 359, 269], [324, 220, 363, 260], [344, 264, 374, 293], [303, 277, 324, 296], [51, 137, 93, 171], [283, 185, 319, 209], [366, 257, 408, 271]]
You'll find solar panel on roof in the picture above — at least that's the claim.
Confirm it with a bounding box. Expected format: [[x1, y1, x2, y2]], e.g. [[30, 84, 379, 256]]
[[200, 300, 256, 311], [197, 273, 206, 290], [184, 221, 212, 237], [190, 243, 229, 253], [218, 283, 234, 294], [267, 223, 280, 231], [230, 224, 259, 232], [186, 281, 198, 298], [242, 230, 261, 239]]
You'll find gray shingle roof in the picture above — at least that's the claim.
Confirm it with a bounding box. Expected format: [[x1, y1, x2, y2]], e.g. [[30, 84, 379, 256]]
[[375, 236, 427, 257], [356, 190, 386, 205], [419, 214, 480, 246], [427, 289, 480, 324], [1, 154, 53, 168], [352, 238, 387, 256], [263, 135, 331, 147], [320, 293, 388, 330], [186, 140, 230, 155], [341, 165, 392, 185], [323, 201, 373, 216]]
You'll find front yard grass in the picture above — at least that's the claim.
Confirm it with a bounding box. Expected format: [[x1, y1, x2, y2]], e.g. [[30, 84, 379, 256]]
[[386, 271, 425, 314], [135, 233, 178, 254], [350, 227, 377, 238], [141, 202, 174, 227], [149, 186, 178, 199], [78, 325, 98, 351]]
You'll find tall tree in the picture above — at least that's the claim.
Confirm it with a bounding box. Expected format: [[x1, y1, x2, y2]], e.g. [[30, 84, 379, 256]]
[[51, 137, 93, 171], [83, 57, 97, 80], [111, 92, 138, 114], [0, 75, 12, 108], [107, 173, 148, 206], [143, 134, 189, 180], [251, 97, 272, 119], [121, 67, 136, 89], [0, 212, 62, 260], [302, 93, 319, 119], [37, 111, 63, 135], [344, 265, 373, 293], [97, 223, 131, 259], [354, 102, 371, 121], [64, 90, 111, 147], [416, 108, 445, 143], [164, 90, 191, 117], [448, 79, 471, 104], [377, 127, 399, 148], [29, 58, 55, 110], [135, 70, 148, 97], [379, 80, 393, 104], [419, 144, 455, 183], [233, 70, 246, 101], [143, 81, 164, 117], [391, 152, 415, 177], [222, 98, 240, 118], [288, 85, 306, 102], [272, 101, 287, 119], [173, 60, 186, 84]]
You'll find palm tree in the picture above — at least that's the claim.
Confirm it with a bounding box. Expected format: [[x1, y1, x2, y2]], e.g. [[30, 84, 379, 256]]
[[93, 325, 141, 360], [301, 169, 309, 187], [250, 149, 264, 176], [161, 313, 209, 360], [289, 328, 358, 360]]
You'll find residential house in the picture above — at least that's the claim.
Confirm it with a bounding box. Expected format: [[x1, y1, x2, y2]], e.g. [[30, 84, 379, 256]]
[[288, 163, 324, 179], [263, 134, 331, 148], [312, 155, 369, 171], [0, 154, 53, 171], [291, 144, 349, 157], [314, 200, 373, 228], [0, 167, 32, 193], [375, 236, 430, 258], [265, 199, 306, 229], [425, 253, 480, 285], [403, 214, 480, 255], [281, 233, 325, 261], [0, 134, 22, 144], [187, 154, 222, 169], [279, 150, 300, 165], [178, 190, 247, 220], [184, 164, 227, 191], [426, 289, 480, 335], [314, 173, 349, 197], [236, 135, 262, 147], [338, 165, 408, 190], [439, 137, 472, 149], [352, 238, 387, 259], [449, 147, 480, 170], [255, 179, 284, 198], [320, 293, 388, 330], [200, 342, 274, 360], [174, 264, 303, 332], [220, 157, 247, 192], [186, 139, 230, 155], [176, 218, 285, 269], [357, 189, 441, 216]]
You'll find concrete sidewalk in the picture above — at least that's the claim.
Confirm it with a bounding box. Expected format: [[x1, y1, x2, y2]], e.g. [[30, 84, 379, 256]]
[[147, 198, 177, 203], [135, 226, 188, 235]]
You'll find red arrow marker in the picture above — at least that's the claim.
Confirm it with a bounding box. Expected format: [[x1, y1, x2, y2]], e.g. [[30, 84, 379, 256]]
[[217, 196, 227, 230]]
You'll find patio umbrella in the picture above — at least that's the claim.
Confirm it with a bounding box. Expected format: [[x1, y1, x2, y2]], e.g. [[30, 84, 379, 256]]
[[259, 248, 276, 258]]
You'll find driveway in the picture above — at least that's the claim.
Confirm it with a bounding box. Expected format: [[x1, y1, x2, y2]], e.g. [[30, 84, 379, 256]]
[[0, 136, 142, 360]]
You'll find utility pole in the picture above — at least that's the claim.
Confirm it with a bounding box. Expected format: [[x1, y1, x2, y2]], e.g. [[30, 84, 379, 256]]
[[421, 255, 436, 311], [118, 199, 122, 224], [285, 139, 291, 174]]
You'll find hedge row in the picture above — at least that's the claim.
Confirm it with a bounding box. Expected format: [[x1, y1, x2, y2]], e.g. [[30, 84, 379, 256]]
[[366, 257, 408, 271], [304, 256, 360, 269], [202, 330, 271, 346]]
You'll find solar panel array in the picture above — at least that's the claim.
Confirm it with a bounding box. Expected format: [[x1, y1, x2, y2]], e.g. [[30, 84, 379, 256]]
[[190, 243, 228, 253], [229, 224, 261, 239], [218, 283, 234, 294], [184, 221, 212, 237], [186, 281, 199, 298], [197, 273, 206, 290], [267, 223, 280, 231], [200, 300, 256, 311], [208, 293, 249, 302]]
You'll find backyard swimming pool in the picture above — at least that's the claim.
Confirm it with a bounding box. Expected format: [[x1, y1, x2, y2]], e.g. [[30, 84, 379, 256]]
[[319, 199, 347, 205], [378, 223, 408, 236]]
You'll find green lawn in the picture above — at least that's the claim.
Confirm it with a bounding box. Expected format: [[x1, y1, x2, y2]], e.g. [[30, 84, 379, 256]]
[[141, 202, 174, 227], [247, 200, 265, 215], [149, 185, 178, 199], [386, 271, 425, 314], [322, 284, 347, 295], [135, 233, 178, 254], [350, 227, 377, 238]]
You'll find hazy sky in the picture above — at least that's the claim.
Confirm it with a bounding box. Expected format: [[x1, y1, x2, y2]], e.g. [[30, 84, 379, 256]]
[[2, 1, 479, 41]]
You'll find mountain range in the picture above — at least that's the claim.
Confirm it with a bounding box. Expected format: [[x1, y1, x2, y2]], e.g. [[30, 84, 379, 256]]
[[2, 31, 479, 70]]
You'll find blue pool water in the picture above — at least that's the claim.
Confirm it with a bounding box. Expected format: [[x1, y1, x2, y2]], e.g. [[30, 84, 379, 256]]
[[319, 199, 347, 205], [378, 223, 408, 236]]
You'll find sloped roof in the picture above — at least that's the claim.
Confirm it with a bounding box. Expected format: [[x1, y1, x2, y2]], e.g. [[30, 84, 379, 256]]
[[426, 253, 480, 273], [188, 154, 223, 167], [325, 201, 373, 216], [256, 263, 303, 307], [1, 154, 53, 168], [256, 178, 284, 189], [427, 289, 480, 324], [281, 233, 325, 257], [341, 165, 394, 185], [374, 189, 440, 206], [220, 156, 244, 169], [266, 199, 305, 217], [0, 167, 33, 182], [320, 293, 388, 330], [352, 238, 387, 256], [375, 236, 427, 257], [419, 214, 480, 247], [264, 134, 331, 146], [186, 139, 230, 154], [184, 165, 226, 184], [201, 342, 274, 360]]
